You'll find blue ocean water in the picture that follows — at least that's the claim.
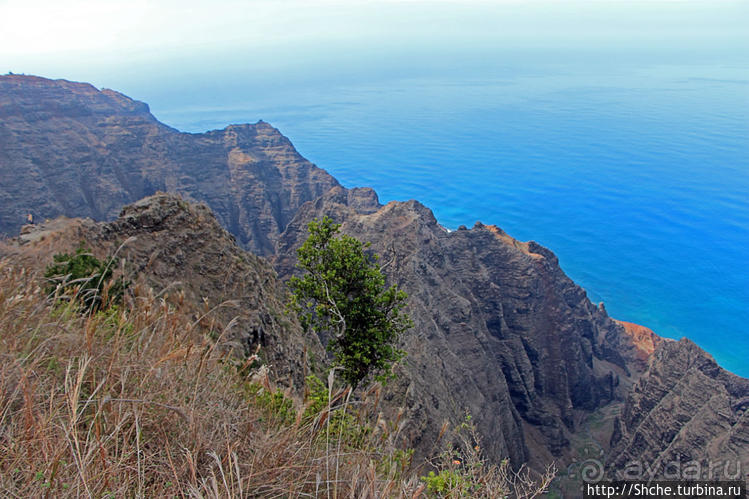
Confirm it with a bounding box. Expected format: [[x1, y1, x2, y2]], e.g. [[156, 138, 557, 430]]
[[148, 57, 749, 377]]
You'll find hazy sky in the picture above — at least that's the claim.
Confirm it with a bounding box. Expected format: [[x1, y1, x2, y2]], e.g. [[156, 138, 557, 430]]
[[3, 0, 747, 70]]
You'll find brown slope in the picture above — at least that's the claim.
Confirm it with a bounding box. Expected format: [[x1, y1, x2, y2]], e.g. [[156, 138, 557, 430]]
[[274, 186, 643, 468], [615, 320, 664, 365], [0, 74, 339, 256]]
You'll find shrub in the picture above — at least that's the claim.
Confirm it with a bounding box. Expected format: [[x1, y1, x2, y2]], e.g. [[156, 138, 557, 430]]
[[246, 383, 296, 426], [419, 414, 556, 498], [44, 245, 128, 312]]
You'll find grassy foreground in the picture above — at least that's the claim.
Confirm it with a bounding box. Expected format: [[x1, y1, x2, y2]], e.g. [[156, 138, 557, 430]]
[[0, 262, 552, 497]]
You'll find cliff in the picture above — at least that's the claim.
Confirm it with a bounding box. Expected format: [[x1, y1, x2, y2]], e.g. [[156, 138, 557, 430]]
[[0, 75, 746, 479], [274, 186, 641, 467], [0, 74, 338, 256]]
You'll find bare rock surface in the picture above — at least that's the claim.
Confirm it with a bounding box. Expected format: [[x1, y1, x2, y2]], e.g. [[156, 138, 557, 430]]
[[609, 338, 749, 479]]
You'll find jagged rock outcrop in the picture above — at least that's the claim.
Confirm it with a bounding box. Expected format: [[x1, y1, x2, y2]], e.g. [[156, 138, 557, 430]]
[[275, 186, 640, 467], [0, 74, 338, 256], [0, 193, 323, 389], [609, 338, 749, 479]]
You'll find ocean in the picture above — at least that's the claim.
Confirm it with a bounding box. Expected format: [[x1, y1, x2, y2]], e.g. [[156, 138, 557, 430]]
[[125, 45, 749, 377]]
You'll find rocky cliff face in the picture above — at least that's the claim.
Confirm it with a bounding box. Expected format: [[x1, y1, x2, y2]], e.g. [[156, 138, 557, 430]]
[[1, 75, 746, 477], [275, 186, 640, 467], [609, 338, 749, 480], [0, 74, 338, 256]]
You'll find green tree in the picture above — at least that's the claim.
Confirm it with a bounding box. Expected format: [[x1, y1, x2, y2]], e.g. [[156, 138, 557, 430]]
[[289, 217, 411, 388]]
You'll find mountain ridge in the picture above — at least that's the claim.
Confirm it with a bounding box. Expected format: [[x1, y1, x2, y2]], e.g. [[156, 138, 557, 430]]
[[0, 74, 339, 256]]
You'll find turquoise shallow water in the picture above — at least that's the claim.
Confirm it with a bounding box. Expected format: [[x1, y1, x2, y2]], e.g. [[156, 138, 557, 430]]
[[148, 58, 749, 377]]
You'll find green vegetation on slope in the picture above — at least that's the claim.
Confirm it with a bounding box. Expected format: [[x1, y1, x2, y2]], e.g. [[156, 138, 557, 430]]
[[44, 245, 128, 313]]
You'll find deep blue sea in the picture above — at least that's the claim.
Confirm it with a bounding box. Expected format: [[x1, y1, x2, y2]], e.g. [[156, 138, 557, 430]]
[[137, 53, 749, 377]]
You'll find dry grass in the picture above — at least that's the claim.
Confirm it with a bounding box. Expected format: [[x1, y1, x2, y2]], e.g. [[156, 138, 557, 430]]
[[0, 260, 417, 498], [0, 260, 553, 498]]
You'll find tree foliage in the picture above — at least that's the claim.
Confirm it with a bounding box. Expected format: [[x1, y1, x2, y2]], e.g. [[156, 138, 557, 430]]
[[289, 217, 411, 388], [44, 245, 128, 312]]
